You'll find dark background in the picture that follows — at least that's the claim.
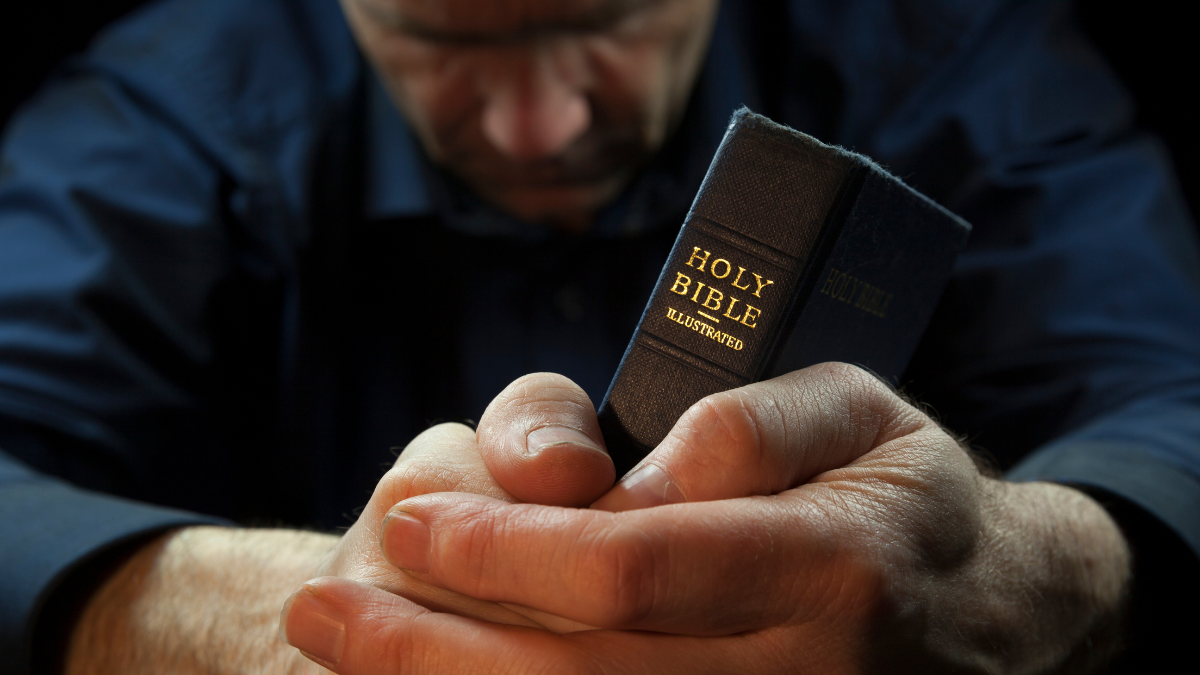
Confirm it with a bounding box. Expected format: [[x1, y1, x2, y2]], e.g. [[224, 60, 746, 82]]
[[1, 0, 1195, 221]]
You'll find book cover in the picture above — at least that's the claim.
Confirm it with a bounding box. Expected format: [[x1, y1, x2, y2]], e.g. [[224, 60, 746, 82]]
[[597, 108, 971, 476]]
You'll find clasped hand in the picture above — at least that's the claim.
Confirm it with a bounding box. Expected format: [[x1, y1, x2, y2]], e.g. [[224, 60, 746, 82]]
[[280, 364, 1129, 674]]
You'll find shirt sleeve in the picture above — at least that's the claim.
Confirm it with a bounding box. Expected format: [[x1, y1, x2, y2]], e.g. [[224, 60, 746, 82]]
[[0, 1, 354, 669], [806, 5, 1200, 663], [0, 48, 235, 674], [837, 0, 1200, 556]]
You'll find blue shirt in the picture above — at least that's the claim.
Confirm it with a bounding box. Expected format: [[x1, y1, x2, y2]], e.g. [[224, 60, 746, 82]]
[[2, 0, 1199, 670]]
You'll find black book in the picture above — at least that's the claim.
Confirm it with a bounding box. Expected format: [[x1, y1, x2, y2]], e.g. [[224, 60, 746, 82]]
[[597, 109, 971, 477]]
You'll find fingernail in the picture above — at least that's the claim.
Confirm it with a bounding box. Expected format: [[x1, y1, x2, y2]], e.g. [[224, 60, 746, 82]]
[[280, 586, 345, 666], [525, 425, 602, 456], [381, 511, 432, 573], [593, 463, 686, 512]]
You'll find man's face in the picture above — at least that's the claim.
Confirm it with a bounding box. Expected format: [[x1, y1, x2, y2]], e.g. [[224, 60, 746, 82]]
[[341, 0, 720, 230]]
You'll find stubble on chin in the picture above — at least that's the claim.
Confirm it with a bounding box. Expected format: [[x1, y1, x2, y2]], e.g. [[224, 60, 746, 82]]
[[446, 138, 650, 228]]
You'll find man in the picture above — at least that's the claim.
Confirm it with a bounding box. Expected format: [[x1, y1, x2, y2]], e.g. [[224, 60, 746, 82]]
[[1, 0, 1197, 673]]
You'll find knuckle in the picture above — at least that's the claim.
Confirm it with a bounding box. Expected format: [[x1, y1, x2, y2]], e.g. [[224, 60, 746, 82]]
[[676, 390, 769, 473], [392, 423, 473, 465], [377, 462, 462, 504], [515, 645, 594, 675], [382, 422, 482, 498], [375, 465, 418, 506], [396, 613, 464, 674], [582, 523, 659, 626], [373, 618, 420, 672], [812, 361, 883, 396], [440, 504, 511, 595], [427, 420, 475, 435], [402, 422, 475, 456], [811, 361, 905, 424], [686, 392, 759, 449]]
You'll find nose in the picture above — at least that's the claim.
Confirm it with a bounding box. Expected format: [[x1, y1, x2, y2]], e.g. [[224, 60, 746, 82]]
[[480, 44, 591, 160]]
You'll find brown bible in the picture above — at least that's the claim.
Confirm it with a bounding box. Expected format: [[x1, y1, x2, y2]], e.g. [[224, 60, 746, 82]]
[[597, 108, 971, 476]]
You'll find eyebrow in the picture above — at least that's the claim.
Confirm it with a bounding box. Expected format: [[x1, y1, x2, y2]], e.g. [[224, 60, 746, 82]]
[[351, 0, 665, 44]]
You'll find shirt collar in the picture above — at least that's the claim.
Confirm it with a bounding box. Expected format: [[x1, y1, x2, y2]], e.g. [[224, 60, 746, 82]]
[[364, 73, 431, 219], [363, 7, 754, 238]]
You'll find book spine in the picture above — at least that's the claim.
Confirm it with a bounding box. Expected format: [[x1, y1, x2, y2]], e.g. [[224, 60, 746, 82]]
[[596, 211, 863, 475], [598, 112, 860, 476], [597, 110, 971, 477]]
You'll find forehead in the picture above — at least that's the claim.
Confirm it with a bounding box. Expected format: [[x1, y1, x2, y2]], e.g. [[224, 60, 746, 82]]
[[367, 0, 658, 37]]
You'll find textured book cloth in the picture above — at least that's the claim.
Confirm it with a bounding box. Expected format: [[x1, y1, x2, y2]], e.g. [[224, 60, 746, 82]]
[[598, 108, 972, 476]]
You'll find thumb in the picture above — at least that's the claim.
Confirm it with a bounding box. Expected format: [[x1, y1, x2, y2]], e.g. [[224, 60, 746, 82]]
[[476, 373, 615, 506], [592, 362, 928, 511]]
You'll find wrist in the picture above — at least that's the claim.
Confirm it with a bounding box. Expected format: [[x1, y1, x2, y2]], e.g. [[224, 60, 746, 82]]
[[953, 479, 1131, 673], [63, 526, 337, 675]]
